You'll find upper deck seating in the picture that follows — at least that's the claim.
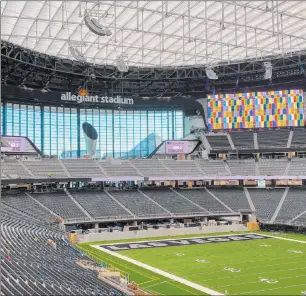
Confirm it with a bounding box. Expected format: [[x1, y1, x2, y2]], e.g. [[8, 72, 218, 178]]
[[227, 159, 256, 175], [23, 159, 68, 178], [291, 128, 306, 147], [195, 159, 230, 176], [258, 158, 288, 175], [99, 159, 141, 176], [288, 158, 306, 175], [62, 159, 105, 178], [131, 159, 173, 176], [162, 159, 203, 176], [257, 129, 290, 148], [2, 159, 33, 179], [229, 131, 254, 149], [206, 135, 231, 149]]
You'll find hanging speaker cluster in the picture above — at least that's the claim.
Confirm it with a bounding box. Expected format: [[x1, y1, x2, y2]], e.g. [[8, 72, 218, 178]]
[[84, 14, 112, 37], [69, 46, 86, 63], [205, 67, 218, 80], [263, 61, 273, 80], [116, 56, 129, 72]]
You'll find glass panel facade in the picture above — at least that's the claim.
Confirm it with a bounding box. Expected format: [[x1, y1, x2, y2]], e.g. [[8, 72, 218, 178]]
[[2, 103, 184, 158], [5, 103, 42, 150]]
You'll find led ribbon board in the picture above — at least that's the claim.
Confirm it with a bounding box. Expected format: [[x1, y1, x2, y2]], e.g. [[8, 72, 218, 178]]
[[207, 90, 304, 130]]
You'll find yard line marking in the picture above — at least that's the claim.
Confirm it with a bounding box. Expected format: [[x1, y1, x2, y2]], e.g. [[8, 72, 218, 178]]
[[200, 266, 306, 283], [92, 245, 224, 296], [235, 282, 306, 295], [217, 273, 306, 289], [256, 233, 306, 244], [139, 279, 159, 285], [145, 281, 167, 289], [190, 258, 305, 278]]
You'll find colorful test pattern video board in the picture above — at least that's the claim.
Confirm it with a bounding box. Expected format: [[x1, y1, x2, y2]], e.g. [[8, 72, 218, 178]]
[[207, 89, 304, 130]]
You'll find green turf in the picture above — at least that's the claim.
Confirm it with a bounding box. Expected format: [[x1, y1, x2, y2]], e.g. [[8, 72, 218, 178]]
[[78, 232, 306, 295], [77, 242, 205, 295], [118, 235, 306, 295]]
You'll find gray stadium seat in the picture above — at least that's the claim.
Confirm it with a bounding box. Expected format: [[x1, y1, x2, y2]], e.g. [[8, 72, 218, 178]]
[[206, 135, 232, 149], [257, 129, 290, 148], [69, 189, 132, 219], [110, 190, 170, 217], [23, 159, 68, 178], [0, 205, 121, 295], [248, 188, 284, 222], [275, 188, 306, 223], [141, 188, 206, 215], [228, 159, 256, 176], [31, 191, 89, 221], [209, 188, 250, 211], [230, 131, 254, 149], [178, 189, 230, 213]]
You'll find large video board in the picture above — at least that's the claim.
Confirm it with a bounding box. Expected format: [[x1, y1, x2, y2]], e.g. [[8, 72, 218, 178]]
[[207, 90, 304, 130]]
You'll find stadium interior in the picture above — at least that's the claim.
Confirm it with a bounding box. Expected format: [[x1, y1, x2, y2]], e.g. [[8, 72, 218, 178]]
[[2, 1, 306, 295]]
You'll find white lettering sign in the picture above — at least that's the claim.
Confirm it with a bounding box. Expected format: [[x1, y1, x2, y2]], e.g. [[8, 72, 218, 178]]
[[61, 93, 134, 105]]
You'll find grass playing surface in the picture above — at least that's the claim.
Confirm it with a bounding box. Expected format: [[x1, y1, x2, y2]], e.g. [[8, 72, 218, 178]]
[[79, 232, 306, 295]]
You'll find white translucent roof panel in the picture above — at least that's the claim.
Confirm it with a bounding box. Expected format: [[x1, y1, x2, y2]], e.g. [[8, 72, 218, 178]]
[[1, 1, 306, 67]]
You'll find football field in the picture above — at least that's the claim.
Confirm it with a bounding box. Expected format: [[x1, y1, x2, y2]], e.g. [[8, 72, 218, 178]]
[[91, 233, 306, 295]]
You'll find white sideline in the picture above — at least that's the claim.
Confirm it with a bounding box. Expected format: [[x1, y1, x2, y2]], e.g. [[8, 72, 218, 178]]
[[258, 233, 306, 244], [92, 245, 224, 296]]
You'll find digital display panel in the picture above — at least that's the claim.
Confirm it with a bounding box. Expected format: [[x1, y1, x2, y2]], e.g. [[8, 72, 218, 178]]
[[165, 141, 189, 154], [1, 136, 27, 153], [207, 89, 304, 130]]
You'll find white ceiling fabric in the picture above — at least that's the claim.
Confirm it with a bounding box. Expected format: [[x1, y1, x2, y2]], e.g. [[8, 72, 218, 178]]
[[1, 1, 306, 67]]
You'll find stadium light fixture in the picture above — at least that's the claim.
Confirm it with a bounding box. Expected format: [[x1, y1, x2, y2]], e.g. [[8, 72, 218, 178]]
[[205, 67, 218, 80], [69, 46, 86, 63], [263, 61, 273, 80], [84, 14, 112, 37], [116, 55, 129, 73]]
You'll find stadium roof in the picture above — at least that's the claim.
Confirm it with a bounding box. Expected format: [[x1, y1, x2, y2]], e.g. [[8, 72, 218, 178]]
[[1, 1, 306, 68]]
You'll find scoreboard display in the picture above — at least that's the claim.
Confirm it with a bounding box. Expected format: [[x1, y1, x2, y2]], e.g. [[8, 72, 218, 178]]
[[207, 89, 304, 130]]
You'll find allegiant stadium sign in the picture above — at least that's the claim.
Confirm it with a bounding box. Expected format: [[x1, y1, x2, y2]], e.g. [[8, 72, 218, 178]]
[[61, 92, 134, 105]]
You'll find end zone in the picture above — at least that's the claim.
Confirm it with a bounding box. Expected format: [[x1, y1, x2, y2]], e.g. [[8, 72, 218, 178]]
[[99, 233, 268, 251]]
